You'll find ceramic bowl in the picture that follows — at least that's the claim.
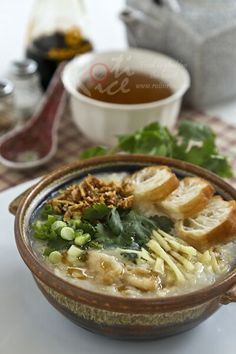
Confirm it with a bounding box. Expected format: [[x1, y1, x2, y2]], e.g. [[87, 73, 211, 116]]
[[62, 49, 190, 144], [11, 155, 236, 340]]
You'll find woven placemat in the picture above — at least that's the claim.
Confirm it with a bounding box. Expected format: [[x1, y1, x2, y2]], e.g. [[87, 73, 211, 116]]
[[0, 109, 235, 192]]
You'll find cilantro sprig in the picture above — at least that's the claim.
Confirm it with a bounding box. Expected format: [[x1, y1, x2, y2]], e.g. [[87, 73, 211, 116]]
[[32, 202, 174, 253], [80, 120, 233, 178], [81, 204, 173, 250]]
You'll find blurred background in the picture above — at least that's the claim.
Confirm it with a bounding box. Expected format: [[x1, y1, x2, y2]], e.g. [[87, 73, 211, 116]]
[[0, 0, 126, 75]]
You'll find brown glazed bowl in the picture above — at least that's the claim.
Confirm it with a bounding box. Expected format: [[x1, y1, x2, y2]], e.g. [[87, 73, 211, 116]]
[[11, 155, 236, 340]]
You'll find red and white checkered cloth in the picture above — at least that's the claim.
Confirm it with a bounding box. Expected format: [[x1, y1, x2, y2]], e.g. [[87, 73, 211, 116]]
[[0, 109, 235, 192]]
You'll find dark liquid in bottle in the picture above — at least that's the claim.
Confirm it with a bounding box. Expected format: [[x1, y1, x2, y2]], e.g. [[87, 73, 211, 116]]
[[26, 31, 92, 90]]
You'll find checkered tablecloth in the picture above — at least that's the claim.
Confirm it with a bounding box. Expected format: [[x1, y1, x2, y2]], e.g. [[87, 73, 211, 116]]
[[181, 111, 236, 188], [0, 109, 235, 192]]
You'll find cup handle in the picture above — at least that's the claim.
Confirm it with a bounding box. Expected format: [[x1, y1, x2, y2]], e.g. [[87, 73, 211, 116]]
[[220, 286, 236, 304], [9, 186, 35, 216]]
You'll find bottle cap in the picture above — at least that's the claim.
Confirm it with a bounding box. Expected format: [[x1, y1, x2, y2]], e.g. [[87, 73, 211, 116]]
[[0, 79, 14, 97], [10, 59, 38, 77]]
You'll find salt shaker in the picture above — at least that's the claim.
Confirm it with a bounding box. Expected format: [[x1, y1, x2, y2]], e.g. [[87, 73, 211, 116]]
[[0, 79, 16, 134], [9, 60, 43, 121]]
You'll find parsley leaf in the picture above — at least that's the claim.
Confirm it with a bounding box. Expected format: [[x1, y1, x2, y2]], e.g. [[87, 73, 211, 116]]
[[80, 120, 233, 178], [178, 120, 215, 142], [150, 215, 174, 233], [80, 146, 109, 159], [118, 123, 174, 156], [82, 203, 111, 222], [107, 208, 124, 235], [86, 208, 173, 250], [43, 238, 74, 256]]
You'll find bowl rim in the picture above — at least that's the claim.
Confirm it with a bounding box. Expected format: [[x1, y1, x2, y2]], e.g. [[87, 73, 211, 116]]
[[14, 155, 236, 314], [62, 48, 191, 111]]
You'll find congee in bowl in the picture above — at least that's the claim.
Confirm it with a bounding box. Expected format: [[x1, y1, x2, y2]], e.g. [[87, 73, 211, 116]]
[[13, 156, 236, 339], [30, 165, 236, 299]]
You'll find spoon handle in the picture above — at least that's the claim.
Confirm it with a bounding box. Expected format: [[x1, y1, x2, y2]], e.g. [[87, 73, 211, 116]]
[[33, 62, 67, 130], [0, 62, 67, 169]]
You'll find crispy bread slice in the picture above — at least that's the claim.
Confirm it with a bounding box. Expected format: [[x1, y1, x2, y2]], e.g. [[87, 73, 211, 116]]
[[159, 177, 215, 220], [129, 166, 179, 202], [176, 196, 236, 252]]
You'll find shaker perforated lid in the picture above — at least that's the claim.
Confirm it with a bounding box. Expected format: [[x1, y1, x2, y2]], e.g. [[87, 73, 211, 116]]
[[0, 79, 14, 97], [10, 59, 38, 77]]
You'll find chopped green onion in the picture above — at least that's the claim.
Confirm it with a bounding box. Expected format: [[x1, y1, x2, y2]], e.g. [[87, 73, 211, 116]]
[[51, 220, 67, 233], [60, 227, 75, 240], [87, 241, 103, 249], [74, 230, 84, 237], [67, 245, 83, 258], [48, 251, 62, 264], [74, 233, 91, 246], [47, 215, 58, 224], [68, 219, 81, 229]]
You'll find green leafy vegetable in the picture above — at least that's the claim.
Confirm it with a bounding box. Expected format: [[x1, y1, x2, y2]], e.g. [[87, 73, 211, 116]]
[[44, 238, 73, 255], [80, 120, 233, 178], [86, 240, 103, 249], [78, 222, 96, 236], [40, 204, 55, 219], [107, 208, 124, 235], [32, 201, 174, 256], [82, 203, 111, 221], [151, 216, 174, 233], [94, 223, 118, 246], [118, 122, 174, 156], [80, 146, 109, 159], [178, 120, 215, 142], [32, 220, 57, 240], [89, 207, 174, 250]]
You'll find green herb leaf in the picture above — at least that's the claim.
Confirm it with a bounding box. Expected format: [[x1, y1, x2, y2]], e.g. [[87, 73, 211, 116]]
[[178, 120, 215, 142], [86, 240, 103, 249], [150, 215, 174, 233], [46, 238, 73, 252], [202, 155, 234, 178], [80, 120, 233, 178], [78, 222, 96, 236], [40, 204, 54, 219], [118, 122, 174, 156], [175, 121, 233, 177], [107, 208, 124, 235], [32, 220, 57, 240], [82, 203, 111, 222], [94, 223, 116, 246], [80, 146, 108, 159]]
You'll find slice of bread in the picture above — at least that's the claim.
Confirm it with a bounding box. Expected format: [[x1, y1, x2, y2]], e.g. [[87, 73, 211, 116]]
[[129, 166, 179, 202], [176, 196, 236, 252], [159, 177, 215, 220]]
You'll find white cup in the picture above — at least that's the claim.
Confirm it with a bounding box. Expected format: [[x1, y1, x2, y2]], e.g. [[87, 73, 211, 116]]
[[62, 48, 190, 144]]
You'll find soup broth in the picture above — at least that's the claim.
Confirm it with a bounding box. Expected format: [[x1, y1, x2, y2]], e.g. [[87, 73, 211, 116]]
[[78, 71, 173, 104]]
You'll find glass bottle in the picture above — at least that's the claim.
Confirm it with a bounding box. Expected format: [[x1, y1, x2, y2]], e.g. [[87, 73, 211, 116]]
[[25, 0, 93, 90], [0, 80, 16, 134], [9, 60, 43, 122]]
